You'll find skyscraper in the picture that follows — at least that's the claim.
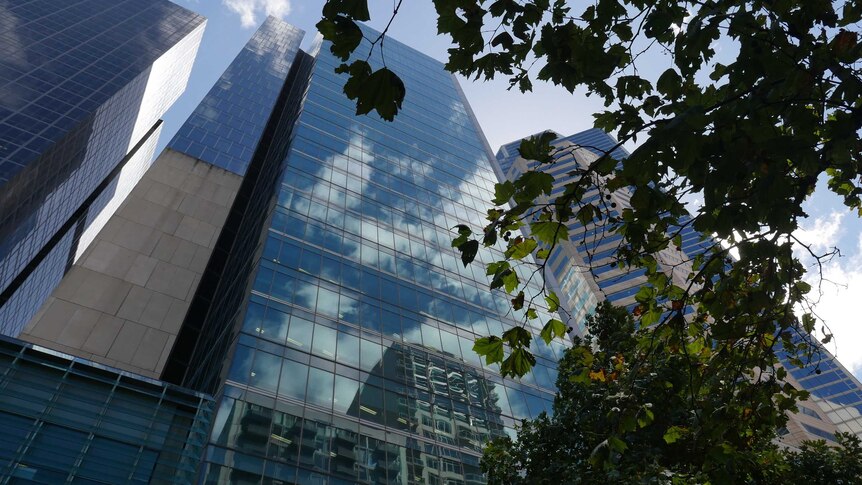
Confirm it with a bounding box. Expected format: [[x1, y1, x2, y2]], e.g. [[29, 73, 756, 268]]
[[495, 128, 862, 447], [157, 23, 563, 483], [0, 0, 206, 337], [0, 12, 324, 483], [19, 17, 308, 379]]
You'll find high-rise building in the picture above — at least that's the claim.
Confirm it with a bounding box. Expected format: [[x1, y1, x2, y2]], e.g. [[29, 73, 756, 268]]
[[495, 128, 862, 447], [159, 23, 562, 483], [19, 17, 307, 379], [0, 0, 206, 337]]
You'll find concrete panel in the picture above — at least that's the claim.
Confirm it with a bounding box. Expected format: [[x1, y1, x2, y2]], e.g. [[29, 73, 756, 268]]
[[107, 321, 148, 361], [22, 150, 242, 376], [80, 240, 137, 280], [125, 254, 159, 286], [117, 285, 153, 322], [139, 291, 174, 328], [56, 306, 102, 349], [131, 327, 170, 371], [53, 267, 132, 315], [170, 238, 198, 269], [144, 181, 183, 210], [109, 218, 161, 255], [146, 261, 195, 299], [162, 298, 190, 334], [81, 314, 124, 356]]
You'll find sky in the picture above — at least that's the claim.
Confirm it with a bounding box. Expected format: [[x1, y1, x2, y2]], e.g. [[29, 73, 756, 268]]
[[167, 0, 862, 380]]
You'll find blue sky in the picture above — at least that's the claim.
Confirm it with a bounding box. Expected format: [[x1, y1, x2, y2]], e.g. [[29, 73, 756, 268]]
[[168, 1, 862, 379]]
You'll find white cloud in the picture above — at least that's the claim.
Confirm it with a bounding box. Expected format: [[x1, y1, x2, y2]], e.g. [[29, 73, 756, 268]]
[[222, 0, 291, 28], [795, 213, 862, 380], [794, 211, 843, 255]]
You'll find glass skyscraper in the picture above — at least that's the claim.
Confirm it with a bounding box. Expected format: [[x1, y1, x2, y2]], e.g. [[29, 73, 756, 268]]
[[167, 18, 305, 176], [0, 0, 206, 336], [160, 23, 564, 484]]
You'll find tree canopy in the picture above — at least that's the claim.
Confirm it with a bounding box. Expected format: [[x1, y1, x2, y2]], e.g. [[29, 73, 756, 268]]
[[319, 0, 862, 376], [480, 302, 862, 484]]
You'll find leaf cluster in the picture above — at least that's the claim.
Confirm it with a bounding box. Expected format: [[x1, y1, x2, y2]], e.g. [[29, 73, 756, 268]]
[[481, 303, 857, 485], [319, 0, 862, 376]]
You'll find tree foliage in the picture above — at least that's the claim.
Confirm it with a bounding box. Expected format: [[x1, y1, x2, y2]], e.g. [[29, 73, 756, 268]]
[[480, 302, 862, 484], [319, 0, 862, 378]]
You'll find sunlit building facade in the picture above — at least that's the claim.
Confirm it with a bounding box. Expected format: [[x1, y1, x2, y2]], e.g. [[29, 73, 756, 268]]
[[495, 128, 862, 447], [161, 23, 564, 483]]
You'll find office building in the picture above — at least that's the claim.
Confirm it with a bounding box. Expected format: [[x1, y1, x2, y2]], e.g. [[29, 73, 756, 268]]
[[19, 17, 306, 378], [495, 128, 862, 446], [155, 22, 562, 483], [0, 335, 213, 483], [0, 0, 206, 337]]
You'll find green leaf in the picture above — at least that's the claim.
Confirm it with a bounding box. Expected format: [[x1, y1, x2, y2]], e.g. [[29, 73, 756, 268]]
[[656, 68, 682, 98], [506, 238, 537, 260], [663, 426, 686, 444], [539, 318, 566, 344], [530, 221, 568, 245], [634, 286, 655, 304], [514, 171, 555, 203], [457, 239, 479, 267], [451, 224, 472, 247], [473, 336, 504, 365], [342, 63, 405, 121], [608, 435, 628, 453], [518, 132, 556, 163], [641, 307, 662, 326], [802, 313, 816, 333], [316, 16, 364, 61], [493, 180, 516, 205], [322, 0, 370, 21], [502, 269, 519, 293], [501, 347, 536, 377], [502, 326, 532, 348], [544, 292, 560, 312], [512, 291, 525, 310], [638, 407, 655, 428], [619, 413, 638, 433]]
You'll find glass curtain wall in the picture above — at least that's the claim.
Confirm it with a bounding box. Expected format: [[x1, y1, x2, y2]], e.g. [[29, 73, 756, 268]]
[[192, 26, 565, 484]]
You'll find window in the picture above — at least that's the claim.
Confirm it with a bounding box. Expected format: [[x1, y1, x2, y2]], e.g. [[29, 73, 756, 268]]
[[306, 368, 334, 409], [278, 360, 308, 401]]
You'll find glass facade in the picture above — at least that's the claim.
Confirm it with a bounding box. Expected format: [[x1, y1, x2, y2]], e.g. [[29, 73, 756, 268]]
[[168, 23, 564, 484], [168, 17, 304, 175], [0, 335, 213, 484], [0, 121, 163, 338], [781, 336, 862, 440], [0, 0, 205, 336]]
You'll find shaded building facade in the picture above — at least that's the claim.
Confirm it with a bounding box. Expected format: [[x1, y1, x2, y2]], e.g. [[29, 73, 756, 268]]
[[19, 17, 307, 380], [0, 0, 206, 336], [0, 335, 213, 483]]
